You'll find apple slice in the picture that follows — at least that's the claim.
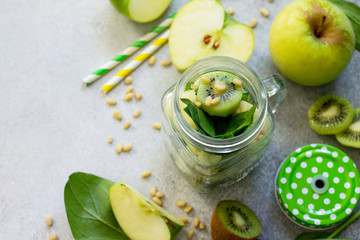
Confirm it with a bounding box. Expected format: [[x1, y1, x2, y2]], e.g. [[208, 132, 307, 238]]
[[109, 182, 184, 240], [169, 0, 255, 71], [110, 0, 172, 23]]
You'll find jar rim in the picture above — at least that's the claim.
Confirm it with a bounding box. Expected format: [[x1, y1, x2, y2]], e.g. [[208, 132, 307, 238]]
[[172, 56, 268, 153]]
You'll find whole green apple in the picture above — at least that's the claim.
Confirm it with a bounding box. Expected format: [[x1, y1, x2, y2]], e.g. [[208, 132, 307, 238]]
[[269, 0, 355, 86], [110, 0, 172, 23]]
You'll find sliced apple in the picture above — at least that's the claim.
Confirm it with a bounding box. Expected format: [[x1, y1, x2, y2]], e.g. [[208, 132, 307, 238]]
[[180, 90, 198, 130], [109, 182, 184, 240], [169, 0, 255, 71], [236, 101, 260, 121]]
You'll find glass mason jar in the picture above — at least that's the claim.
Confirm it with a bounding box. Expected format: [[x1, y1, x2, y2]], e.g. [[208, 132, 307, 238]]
[[161, 56, 287, 192]]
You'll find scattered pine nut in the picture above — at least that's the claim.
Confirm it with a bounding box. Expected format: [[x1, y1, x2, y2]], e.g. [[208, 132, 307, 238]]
[[194, 218, 200, 228], [107, 136, 113, 144], [201, 76, 211, 84], [124, 76, 133, 85], [232, 78, 243, 87], [113, 110, 122, 121], [194, 101, 202, 108], [133, 109, 141, 118], [134, 91, 142, 100], [106, 99, 117, 106], [45, 215, 53, 227], [153, 122, 162, 130], [49, 234, 58, 240], [260, 8, 270, 17], [250, 18, 258, 28], [179, 218, 188, 223], [184, 205, 193, 214], [124, 93, 133, 101], [153, 196, 163, 206], [141, 170, 152, 178], [150, 187, 157, 196], [148, 56, 156, 65], [161, 60, 172, 66], [116, 143, 123, 154], [214, 83, 226, 92], [123, 143, 132, 152], [205, 96, 212, 106], [213, 41, 220, 49], [187, 230, 194, 239], [211, 97, 220, 106], [176, 201, 187, 207], [199, 222, 206, 230], [123, 120, 131, 130], [268, 0, 274, 3], [126, 85, 134, 94], [227, 7, 234, 15], [155, 191, 165, 199]]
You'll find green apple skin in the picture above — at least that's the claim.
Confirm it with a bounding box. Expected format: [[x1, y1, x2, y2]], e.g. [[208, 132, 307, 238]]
[[110, 0, 172, 23], [269, 0, 355, 86]]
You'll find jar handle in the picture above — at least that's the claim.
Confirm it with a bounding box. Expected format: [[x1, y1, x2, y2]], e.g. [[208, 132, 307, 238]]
[[261, 74, 287, 114]]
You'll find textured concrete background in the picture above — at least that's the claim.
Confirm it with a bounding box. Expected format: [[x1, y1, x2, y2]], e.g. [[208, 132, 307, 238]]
[[0, 0, 359, 239]]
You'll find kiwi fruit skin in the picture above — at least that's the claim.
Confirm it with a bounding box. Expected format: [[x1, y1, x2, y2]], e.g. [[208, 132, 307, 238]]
[[308, 95, 354, 135], [336, 107, 360, 149], [211, 200, 261, 240]]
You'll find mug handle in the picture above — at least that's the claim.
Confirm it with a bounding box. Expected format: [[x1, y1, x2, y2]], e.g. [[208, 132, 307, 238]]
[[261, 74, 287, 114]]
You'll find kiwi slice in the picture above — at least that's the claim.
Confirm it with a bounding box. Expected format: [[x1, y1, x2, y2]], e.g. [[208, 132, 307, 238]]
[[211, 200, 261, 240], [308, 95, 354, 135], [196, 72, 243, 117], [336, 108, 360, 149]]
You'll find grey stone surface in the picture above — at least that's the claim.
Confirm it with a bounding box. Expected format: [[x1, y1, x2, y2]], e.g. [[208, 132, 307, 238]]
[[0, 0, 359, 239]]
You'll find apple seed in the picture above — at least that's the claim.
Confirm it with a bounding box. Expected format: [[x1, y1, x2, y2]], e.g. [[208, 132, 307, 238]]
[[213, 41, 220, 49]]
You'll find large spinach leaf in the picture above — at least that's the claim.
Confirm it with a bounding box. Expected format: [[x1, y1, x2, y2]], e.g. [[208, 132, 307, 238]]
[[64, 172, 130, 240]]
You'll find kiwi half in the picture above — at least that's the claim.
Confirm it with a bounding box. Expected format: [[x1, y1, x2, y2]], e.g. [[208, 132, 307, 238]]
[[211, 200, 261, 240], [308, 95, 354, 135], [196, 72, 243, 117], [336, 108, 360, 149]]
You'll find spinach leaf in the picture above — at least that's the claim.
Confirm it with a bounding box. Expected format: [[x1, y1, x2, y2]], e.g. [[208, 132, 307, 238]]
[[327, 0, 360, 50], [64, 172, 130, 240], [242, 92, 250, 102]]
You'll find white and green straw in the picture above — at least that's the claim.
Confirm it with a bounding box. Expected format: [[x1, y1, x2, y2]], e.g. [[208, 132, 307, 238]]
[[83, 12, 176, 86]]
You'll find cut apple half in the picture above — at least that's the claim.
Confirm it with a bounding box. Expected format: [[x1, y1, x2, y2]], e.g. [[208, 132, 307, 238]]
[[169, 0, 255, 70], [109, 182, 184, 240]]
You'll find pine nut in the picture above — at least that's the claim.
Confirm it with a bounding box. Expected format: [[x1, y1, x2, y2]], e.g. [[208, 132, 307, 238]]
[[106, 99, 117, 106], [45, 215, 53, 227], [123, 120, 131, 130], [49, 234, 58, 240], [113, 110, 122, 121], [133, 109, 141, 118], [211, 97, 220, 105], [187, 230, 194, 239], [107, 136, 113, 144], [199, 222, 206, 230], [227, 7, 234, 15], [268, 0, 274, 3], [153, 196, 163, 206], [260, 8, 269, 17], [153, 122, 161, 130], [176, 201, 187, 207], [124, 76, 133, 85], [123, 143, 132, 152], [148, 56, 156, 65], [141, 170, 151, 178], [194, 101, 202, 108], [250, 18, 258, 28], [214, 83, 227, 92], [184, 205, 193, 213], [179, 218, 188, 223], [115, 143, 123, 154], [205, 96, 212, 106], [124, 93, 133, 101], [194, 218, 200, 228], [161, 60, 172, 66], [126, 85, 134, 94], [232, 78, 243, 87], [155, 191, 165, 199], [134, 91, 142, 100], [150, 187, 157, 196], [201, 76, 211, 84], [260, 130, 266, 135], [213, 41, 220, 49]]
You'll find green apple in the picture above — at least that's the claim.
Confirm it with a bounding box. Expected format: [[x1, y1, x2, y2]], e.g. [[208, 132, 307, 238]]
[[109, 182, 184, 240], [180, 90, 198, 130], [110, 0, 172, 23], [169, 0, 255, 71], [269, 0, 355, 86]]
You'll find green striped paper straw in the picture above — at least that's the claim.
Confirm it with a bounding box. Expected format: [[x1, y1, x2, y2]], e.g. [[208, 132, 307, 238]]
[[83, 12, 176, 85]]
